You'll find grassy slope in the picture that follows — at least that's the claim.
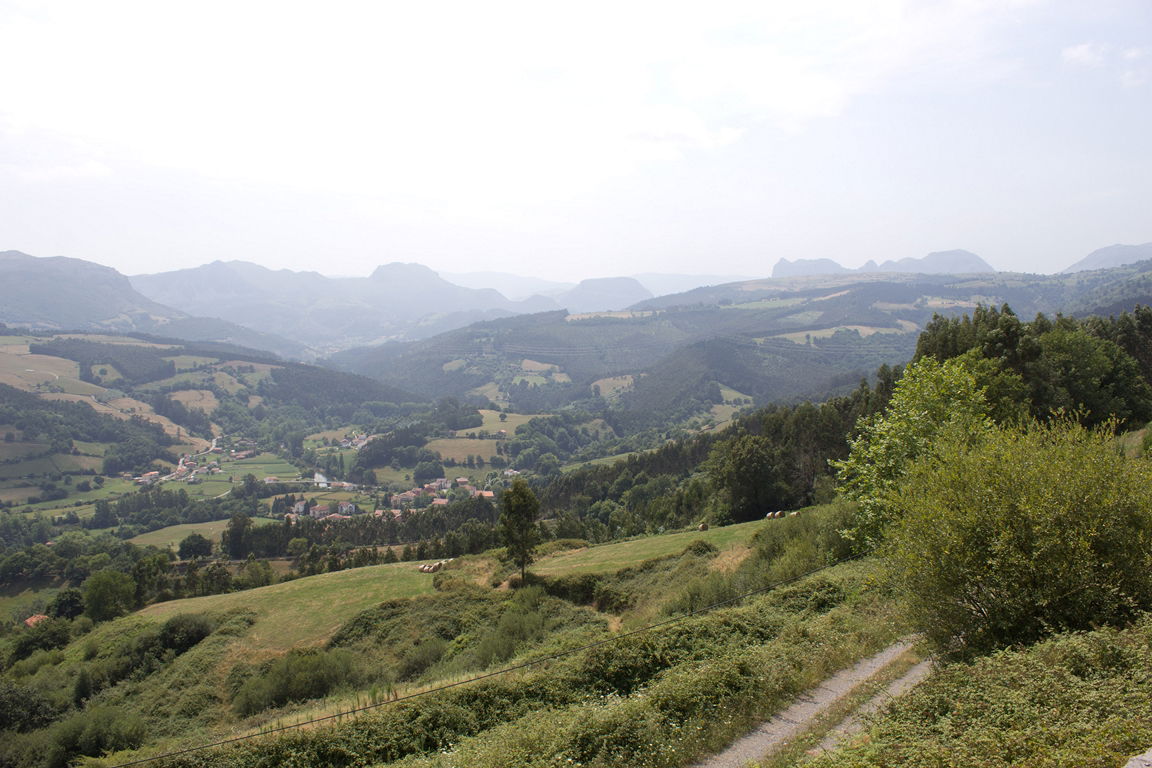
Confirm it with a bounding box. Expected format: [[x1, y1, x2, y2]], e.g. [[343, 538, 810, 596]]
[[139, 562, 438, 652], [127, 517, 279, 550], [532, 519, 766, 576]]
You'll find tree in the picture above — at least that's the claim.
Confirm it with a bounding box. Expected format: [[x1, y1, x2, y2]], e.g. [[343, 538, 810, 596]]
[[707, 432, 790, 522], [83, 570, 136, 622], [885, 419, 1152, 657], [413, 459, 445, 485], [178, 532, 213, 560], [222, 512, 252, 559], [500, 478, 541, 580], [832, 356, 992, 550], [47, 587, 85, 619]]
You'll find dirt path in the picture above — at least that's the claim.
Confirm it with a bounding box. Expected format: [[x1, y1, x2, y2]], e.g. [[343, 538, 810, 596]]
[[690, 640, 917, 768], [813, 658, 933, 753]]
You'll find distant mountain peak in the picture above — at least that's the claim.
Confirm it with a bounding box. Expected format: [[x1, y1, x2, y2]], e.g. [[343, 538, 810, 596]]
[[369, 262, 441, 281], [772, 258, 852, 278], [557, 276, 654, 313], [1061, 243, 1152, 274]]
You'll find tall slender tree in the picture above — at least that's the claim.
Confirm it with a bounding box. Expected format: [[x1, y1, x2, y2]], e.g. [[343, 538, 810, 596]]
[[500, 478, 540, 581]]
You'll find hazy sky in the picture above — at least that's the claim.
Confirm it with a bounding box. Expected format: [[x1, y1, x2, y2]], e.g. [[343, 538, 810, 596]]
[[1, 0, 1149, 281]]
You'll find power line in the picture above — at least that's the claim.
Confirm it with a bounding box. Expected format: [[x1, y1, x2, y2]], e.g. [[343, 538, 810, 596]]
[[110, 553, 860, 767]]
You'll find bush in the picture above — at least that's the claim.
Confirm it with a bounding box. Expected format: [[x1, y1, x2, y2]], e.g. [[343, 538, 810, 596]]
[[159, 613, 216, 653], [0, 678, 57, 732], [232, 648, 357, 716], [8, 617, 72, 663], [885, 419, 1152, 656], [48, 706, 146, 768]]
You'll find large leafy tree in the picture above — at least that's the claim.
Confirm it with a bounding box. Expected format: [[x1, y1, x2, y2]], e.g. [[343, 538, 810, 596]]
[[707, 432, 789, 522], [500, 478, 541, 580], [82, 570, 136, 622], [885, 419, 1152, 657], [833, 356, 992, 550]]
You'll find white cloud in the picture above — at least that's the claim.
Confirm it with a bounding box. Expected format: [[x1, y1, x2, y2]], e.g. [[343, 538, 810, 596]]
[[0, 0, 1056, 215], [1062, 41, 1109, 67], [1061, 40, 1148, 87]]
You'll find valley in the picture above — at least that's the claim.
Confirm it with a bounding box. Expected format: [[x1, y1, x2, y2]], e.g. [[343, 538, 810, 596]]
[[2, 251, 1152, 768]]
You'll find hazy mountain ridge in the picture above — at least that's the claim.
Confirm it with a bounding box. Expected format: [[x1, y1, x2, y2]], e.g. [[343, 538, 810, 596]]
[[773, 249, 995, 278], [1060, 243, 1152, 274], [324, 255, 1152, 428], [0, 251, 306, 357], [130, 260, 564, 351]]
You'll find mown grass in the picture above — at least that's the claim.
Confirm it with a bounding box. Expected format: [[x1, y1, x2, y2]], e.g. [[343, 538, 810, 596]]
[[128, 517, 280, 550], [424, 438, 500, 463], [532, 519, 767, 576], [139, 562, 438, 652]]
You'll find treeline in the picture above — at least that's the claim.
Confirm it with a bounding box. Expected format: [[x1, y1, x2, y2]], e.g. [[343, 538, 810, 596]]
[[914, 304, 1152, 425], [533, 365, 896, 537], [223, 495, 501, 561]]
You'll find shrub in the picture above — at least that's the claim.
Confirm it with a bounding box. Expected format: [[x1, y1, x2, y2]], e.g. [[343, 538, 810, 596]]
[[48, 706, 146, 768], [159, 613, 216, 654], [232, 649, 357, 716], [0, 678, 57, 732], [885, 419, 1152, 656]]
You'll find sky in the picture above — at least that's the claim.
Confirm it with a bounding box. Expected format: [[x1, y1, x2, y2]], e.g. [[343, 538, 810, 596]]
[[1, 0, 1149, 281]]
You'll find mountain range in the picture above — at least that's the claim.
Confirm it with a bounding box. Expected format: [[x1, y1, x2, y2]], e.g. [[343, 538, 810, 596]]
[[772, 249, 996, 278], [5, 243, 1152, 369], [0, 251, 307, 357], [441, 270, 755, 300]]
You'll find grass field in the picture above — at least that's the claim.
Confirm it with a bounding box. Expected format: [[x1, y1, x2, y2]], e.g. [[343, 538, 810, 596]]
[[469, 382, 507, 407], [0, 485, 38, 503], [135, 371, 213, 391], [90, 363, 123, 383], [0, 349, 81, 390], [371, 466, 414, 486], [592, 375, 634, 399], [55, 334, 175, 348], [0, 441, 48, 460], [723, 297, 805, 311], [0, 453, 102, 479], [304, 427, 357, 448], [169, 389, 220, 413], [227, 453, 303, 480], [211, 371, 245, 394], [521, 359, 559, 373], [774, 325, 908, 344], [139, 561, 438, 651], [128, 517, 280, 550], [164, 355, 217, 371], [478, 409, 537, 432], [105, 396, 209, 448], [561, 450, 641, 472], [425, 437, 500, 463], [532, 519, 767, 576], [0, 579, 61, 622]]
